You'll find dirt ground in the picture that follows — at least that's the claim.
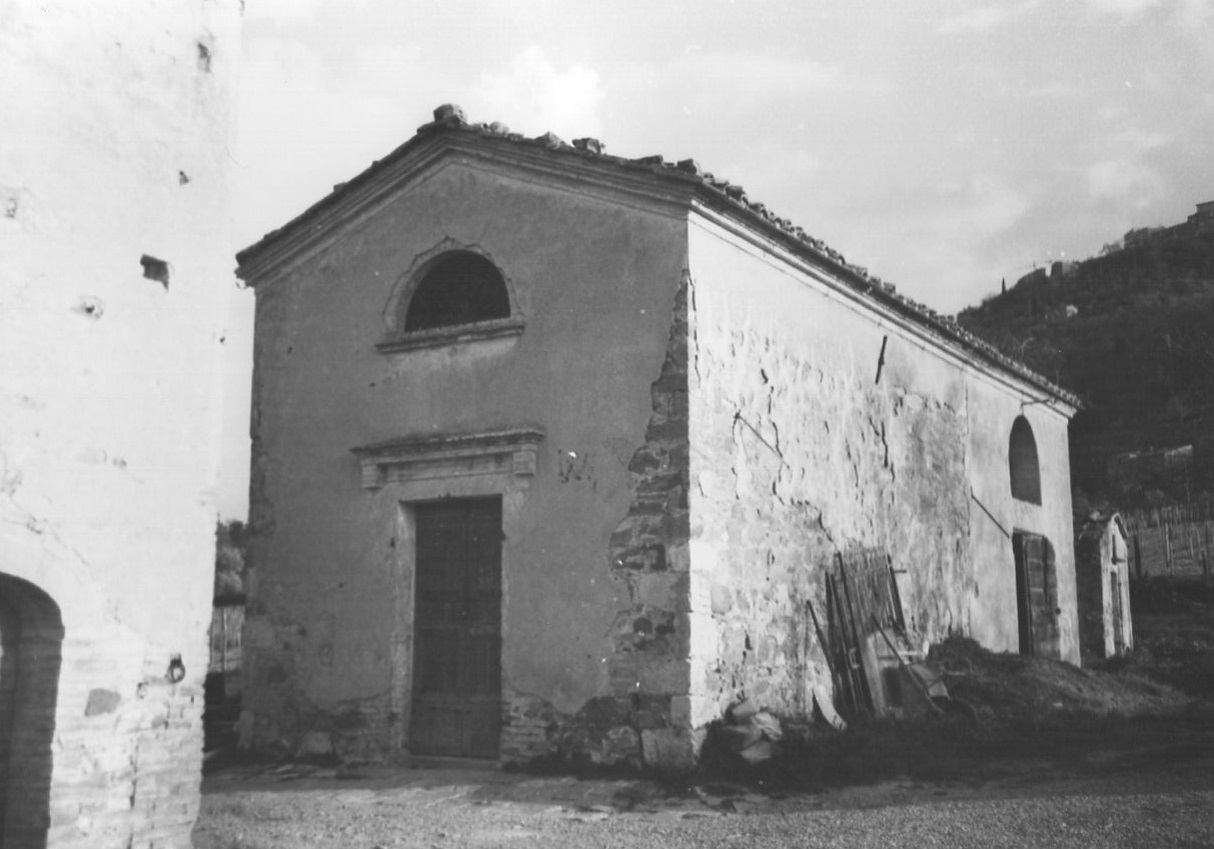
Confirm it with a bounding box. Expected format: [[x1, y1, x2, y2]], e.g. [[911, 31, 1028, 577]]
[[195, 579, 1214, 848], [195, 727, 1214, 849]]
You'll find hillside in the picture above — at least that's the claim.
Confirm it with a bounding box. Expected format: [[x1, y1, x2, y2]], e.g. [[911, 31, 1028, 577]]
[[957, 203, 1214, 508]]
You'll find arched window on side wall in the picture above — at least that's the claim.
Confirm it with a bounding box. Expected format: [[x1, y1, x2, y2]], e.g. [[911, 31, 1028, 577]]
[[1009, 415, 1042, 505], [404, 252, 511, 332]]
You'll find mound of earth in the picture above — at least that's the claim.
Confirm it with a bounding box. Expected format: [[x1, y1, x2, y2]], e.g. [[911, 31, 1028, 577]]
[[929, 636, 1188, 724]]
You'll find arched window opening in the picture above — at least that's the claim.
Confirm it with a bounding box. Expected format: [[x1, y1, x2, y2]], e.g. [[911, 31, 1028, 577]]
[[0, 573, 63, 848], [404, 252, 510, 332], [1009, 416, 1042, 505]]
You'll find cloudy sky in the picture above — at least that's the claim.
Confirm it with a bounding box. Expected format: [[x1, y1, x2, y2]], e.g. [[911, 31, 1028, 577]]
[[218, 0, 1214, 518]]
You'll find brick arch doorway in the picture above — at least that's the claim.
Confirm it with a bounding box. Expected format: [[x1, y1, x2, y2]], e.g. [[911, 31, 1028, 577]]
[[0, 573, 64, 849]]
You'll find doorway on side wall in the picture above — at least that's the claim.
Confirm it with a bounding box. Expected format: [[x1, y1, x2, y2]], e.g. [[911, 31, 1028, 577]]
[[0, 573, 64, 849], [1111, 571, 1126, 655], [410, 497, 502, 759], [1012, 531, 1060, 658]]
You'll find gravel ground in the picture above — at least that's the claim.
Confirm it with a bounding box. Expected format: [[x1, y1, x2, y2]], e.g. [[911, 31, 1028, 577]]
[[195, 743, 1214, 849]]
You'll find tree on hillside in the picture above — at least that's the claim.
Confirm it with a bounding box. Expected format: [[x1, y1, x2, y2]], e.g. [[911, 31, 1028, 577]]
[[214, 520, 246, 603]]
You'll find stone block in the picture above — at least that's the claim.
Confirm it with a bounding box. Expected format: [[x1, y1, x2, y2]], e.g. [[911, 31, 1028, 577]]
[[709, 584, 733, 614], [644, 417, 687, 442], [580, 695, 630, 729], [622, 543, 666, 571], [84, 689, 121, 717], [601, 726, 640, 764], [243, 616, 276, 649], [607, 655, 640, 692], [640, 728, 697, 772], [296, 730, 334, 758], [333, 708, 366, 729], [636, 656, 689, 692], [609, 527, 636, 550], [632, 571, 683, 611], [669, 694, 693, 727], [627, 446, 667, 474]]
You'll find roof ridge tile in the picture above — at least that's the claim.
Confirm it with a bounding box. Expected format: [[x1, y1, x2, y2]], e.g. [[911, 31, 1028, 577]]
[[237, 103, 1083, 408]]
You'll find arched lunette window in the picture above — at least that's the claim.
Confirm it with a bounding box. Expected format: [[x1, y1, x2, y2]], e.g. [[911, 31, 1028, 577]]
[[404, 252, 510, 332], [1009, 415, 1042, 505], [377, 245, 524, 354]]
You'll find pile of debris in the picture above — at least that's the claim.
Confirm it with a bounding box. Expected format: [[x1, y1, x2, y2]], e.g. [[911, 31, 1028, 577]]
[[814, 548, 954, 722], [711, 698, 785, 765], [709, 549, 964, 766]]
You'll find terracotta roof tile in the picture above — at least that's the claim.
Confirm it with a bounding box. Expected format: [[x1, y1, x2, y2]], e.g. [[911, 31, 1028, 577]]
[[239, 103, 1083, 409]]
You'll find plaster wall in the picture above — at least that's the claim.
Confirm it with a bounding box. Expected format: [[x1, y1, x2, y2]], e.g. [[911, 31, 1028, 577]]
[[1076, 521, 1133, 659], [244, 161, 690, 764], [0, 1, 241, 846], [966, 380, 1079, 662], [685, 213, 1078, 727]]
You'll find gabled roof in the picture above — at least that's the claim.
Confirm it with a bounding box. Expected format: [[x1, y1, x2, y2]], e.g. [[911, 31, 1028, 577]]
[[1077, 510, 1127, 541], [237, 104, 1083, 410]]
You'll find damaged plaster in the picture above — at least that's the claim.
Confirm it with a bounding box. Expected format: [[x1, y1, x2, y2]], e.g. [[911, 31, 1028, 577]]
[[0, 2, 243, 845], [238, 114, 1080, 772]]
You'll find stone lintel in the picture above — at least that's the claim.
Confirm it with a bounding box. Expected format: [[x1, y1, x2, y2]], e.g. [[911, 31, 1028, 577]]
[[376, 316, 526, 353], [351, 427, 545, 490]]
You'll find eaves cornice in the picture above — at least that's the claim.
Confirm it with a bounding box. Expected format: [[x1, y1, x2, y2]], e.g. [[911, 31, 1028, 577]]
[[236, 104, 1084, 412]]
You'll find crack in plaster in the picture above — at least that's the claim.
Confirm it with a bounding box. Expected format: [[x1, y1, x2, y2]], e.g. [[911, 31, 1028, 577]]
[[687, 270, 702, 386]]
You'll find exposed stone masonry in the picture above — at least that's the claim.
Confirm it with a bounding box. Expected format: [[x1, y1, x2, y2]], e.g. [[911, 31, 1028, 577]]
[[688, 273, 973, 727], [497, 275, 692, 769], [235, 103, 1082, 773]]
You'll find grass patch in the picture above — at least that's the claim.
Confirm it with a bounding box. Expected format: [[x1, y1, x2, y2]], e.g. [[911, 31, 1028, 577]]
[[1106, 578, 1214, 700]]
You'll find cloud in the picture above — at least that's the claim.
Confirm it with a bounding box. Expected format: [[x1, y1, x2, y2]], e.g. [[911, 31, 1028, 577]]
[[667, 51, 842, 99], [244, 0, 327, 24], [1082, 0, 1213, 26], [233, 36, 432, 245], [938, 0, 1041, 33], [1086, 158, 1158, 201], [1112, 129, 1172, 152], [1085, 133, 1169, 204], [714, 142, 821, 202], [939, 5, 1019, 32], [604, 49, 850, 140], [461, 46, 604, 139], [944, 176, 1035, 241], [1081, 0, 1166, 15], [1084, 125, 1172, 203]]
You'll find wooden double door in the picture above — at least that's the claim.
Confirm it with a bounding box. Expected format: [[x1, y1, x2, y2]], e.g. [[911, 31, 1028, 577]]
[[410, 498, 502, 758], [1012, 531, 1060, 658]]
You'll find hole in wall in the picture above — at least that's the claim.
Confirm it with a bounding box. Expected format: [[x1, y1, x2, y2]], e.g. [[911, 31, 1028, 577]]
[[140, 255, 170, 289], [178, 170, 190, 185], [75, 297, 105, 319], [196, 41, 212, 73]]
